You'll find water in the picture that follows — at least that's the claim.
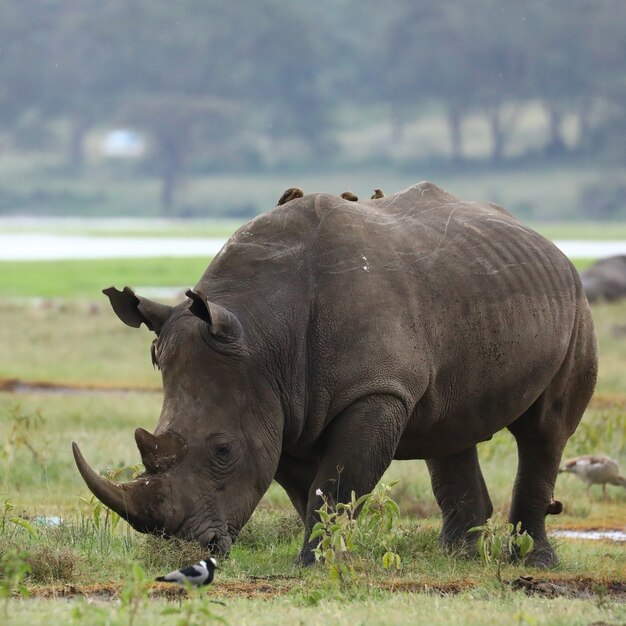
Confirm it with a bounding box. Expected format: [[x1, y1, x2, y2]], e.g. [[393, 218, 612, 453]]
[[1, 233, 626, 261], [0, 233, 227, 260], [551, 529, 626, 542]]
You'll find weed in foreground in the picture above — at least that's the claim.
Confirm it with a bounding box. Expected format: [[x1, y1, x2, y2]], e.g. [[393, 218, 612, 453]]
[[161, 583, 229, 626], [469, 516, 534, 585], [0, 548, 31, 621], [309, 482, 402, 587], [120, 562, 150, 626]]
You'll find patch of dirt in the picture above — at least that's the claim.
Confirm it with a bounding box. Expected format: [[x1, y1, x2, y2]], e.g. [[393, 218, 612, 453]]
[[26, 576, 626, 602], [510, 576, 626, 601], [28, 579, 296, 601]]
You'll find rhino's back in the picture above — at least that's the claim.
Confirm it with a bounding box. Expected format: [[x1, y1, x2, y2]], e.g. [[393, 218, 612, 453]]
[[205, 182, 593, 456], [296, 182, 575, 305]]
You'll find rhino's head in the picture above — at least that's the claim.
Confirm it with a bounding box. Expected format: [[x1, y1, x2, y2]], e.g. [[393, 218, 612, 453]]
[[73, 286, 282, 553]]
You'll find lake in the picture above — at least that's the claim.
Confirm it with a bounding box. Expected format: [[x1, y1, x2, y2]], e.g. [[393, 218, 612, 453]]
[[1, 233, 626, 261]]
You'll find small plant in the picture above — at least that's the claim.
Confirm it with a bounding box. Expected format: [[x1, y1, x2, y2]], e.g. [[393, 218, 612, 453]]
[[1, 405, 47, 465], [70, 598, 109, 625], [0, 549, 31, 620], [119, 562, 150, 626], [80, 494, 121, 534], [0, 499, 37, 538], [469, 517, 534, 584], [78, 464, 142, 535], [309, 482, 402, 585], [513, 610, 538, 626], [161, 581, 229, 626]]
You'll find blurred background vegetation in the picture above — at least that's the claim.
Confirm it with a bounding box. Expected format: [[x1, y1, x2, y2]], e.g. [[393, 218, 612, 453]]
[[1, 0, 626, 220]]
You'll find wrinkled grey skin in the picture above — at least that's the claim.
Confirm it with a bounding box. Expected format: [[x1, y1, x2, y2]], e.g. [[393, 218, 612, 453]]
[[74, 182, 598, 568], [580, 255, 626, 303]]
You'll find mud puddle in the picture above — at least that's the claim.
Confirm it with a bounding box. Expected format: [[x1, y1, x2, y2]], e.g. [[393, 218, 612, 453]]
[[551, 529, 626, 542]]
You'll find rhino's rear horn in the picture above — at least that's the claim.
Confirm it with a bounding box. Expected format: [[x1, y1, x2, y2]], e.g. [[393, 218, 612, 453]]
[[186, 290, 242, 343], [135, 428, 187, 474]]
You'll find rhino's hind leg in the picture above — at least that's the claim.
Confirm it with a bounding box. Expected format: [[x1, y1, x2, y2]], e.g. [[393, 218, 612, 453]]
[[506, 431, 564, 568], [507, 314, 597, 568], [426, 446, 493, 552]]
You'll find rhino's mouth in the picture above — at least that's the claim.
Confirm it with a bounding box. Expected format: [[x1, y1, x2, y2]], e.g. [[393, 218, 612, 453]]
[[173, 508, 234, 554], [183, 522, 233, 554]]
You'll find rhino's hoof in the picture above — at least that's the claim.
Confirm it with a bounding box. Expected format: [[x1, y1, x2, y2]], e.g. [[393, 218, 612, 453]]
[[525, 549, 559, 569], [296, 549, 316, 567]]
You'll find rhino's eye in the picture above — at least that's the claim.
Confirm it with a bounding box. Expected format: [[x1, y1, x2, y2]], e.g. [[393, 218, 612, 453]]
[[206, 435, 241, 476], [215, 442, 232, 458]]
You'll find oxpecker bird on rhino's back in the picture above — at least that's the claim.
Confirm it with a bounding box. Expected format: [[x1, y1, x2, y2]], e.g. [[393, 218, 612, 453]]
[[73, 181, 598, 569]]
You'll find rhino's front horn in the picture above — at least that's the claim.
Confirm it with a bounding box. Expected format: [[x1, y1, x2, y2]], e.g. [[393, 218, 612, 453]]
[[134, 428, 187, 474], [72, 442, 155, 531]]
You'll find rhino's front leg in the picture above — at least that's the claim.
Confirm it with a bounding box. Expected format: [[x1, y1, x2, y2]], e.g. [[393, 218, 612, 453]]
[[274, 454, 319, 524], [426, 446, 493, 551], [298, 394, 407, 565]]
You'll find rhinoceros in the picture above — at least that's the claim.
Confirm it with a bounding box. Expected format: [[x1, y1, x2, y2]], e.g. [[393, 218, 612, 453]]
[[73, 182, 598, 567], [580, 255, 626, 303]]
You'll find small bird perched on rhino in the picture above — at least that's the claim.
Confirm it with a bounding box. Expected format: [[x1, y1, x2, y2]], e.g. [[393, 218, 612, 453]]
[[276, 187, 304, 206], [371, 188, 385, 199], [340, 190, 358, 201], [156, 557, 218, 588], [559, 455, 626, 496]]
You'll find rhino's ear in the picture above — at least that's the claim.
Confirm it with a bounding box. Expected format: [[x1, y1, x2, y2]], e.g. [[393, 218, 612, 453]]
[[186, 289, 242, 343], [103, 286, 174, 334]]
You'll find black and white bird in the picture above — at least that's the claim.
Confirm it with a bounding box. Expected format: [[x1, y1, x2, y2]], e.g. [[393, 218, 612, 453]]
[[156, 557, 218, 588]]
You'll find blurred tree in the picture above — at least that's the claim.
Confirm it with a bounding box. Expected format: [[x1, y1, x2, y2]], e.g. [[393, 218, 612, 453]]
[[1, 0, 626, 211], [0, 2, 54, 138], [35, 1, 136, 169], [124, 94, 236, 211]]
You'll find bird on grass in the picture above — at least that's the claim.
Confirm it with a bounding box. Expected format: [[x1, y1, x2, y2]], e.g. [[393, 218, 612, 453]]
[[559, 455, 626, 496], [277, 187, 304, 206], [156, 557, 218, 588]]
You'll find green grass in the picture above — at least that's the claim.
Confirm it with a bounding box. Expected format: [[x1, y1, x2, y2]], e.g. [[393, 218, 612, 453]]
[[0, 254, 602, 299], [5, 590, 624, 626], [0, 283, 625, 623], [0, 258, 212, 298]]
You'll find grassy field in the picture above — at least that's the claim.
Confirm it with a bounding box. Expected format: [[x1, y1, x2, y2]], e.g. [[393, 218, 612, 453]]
[[0, 261, 625, 624]]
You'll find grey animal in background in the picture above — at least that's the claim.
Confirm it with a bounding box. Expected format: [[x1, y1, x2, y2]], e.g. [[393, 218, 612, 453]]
[[580, 255, 626, 303], [73, 182, 598, 569], [371, 188, 385, 199], [277, 187, 304, 206], [559, 455, 626, 496]]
